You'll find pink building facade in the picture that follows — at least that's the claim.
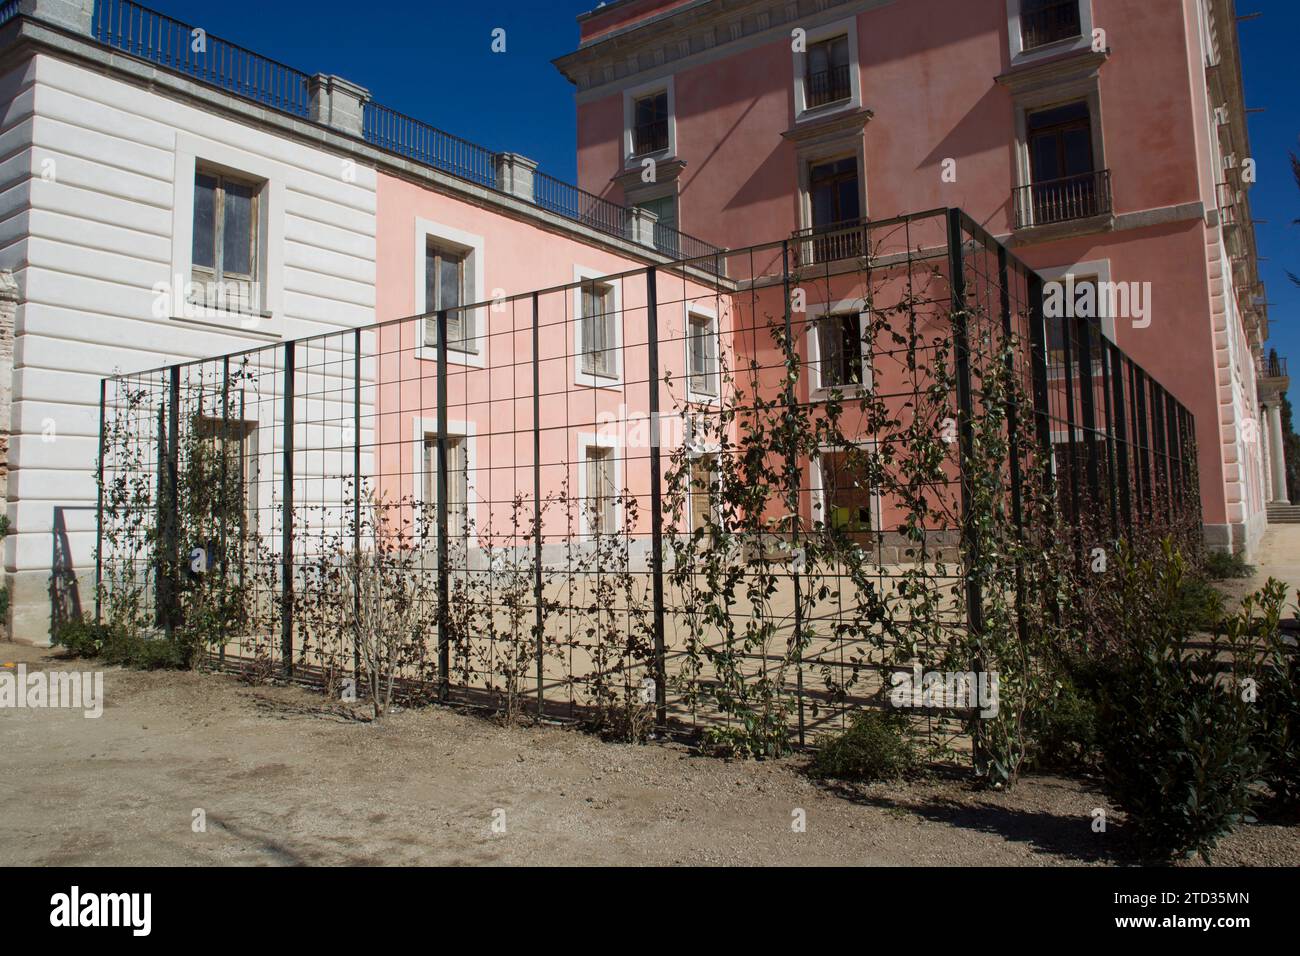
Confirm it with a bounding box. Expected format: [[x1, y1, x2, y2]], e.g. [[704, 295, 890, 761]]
[[556, 0, 1276, 555]]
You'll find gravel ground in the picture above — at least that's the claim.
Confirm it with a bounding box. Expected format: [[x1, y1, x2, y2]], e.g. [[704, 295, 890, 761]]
[[1, 641, 1296, 867]]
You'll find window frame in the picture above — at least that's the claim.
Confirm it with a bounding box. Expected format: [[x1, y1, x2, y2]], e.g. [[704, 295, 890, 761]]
[[1007, 0, 1094, 66], [812, 441, 881, 541], [792, 17, 862, 122], [414, 417, 478, 550], [806, 304, 873, 396], [577, 433, 622, 539], [415, 218, 487, 368], [171, 134, 285, 334], [684, 303, 721, 403], [622, 76, 676, 167], [191, 168, 262, 314], [573, 266, 623, 388]]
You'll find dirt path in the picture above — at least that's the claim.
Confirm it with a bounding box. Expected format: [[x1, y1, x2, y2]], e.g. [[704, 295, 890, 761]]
[[2, 642, 1296, 867]]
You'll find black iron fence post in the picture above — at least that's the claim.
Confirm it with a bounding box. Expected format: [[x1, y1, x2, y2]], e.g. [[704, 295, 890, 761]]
[[532, 293, 545, 717], [353, 329, 362, 686], [946, 210, 984, 775], [163, 365, 180, 640], [780, 240, 805, 748], [1109, 342, 1133, 538], [94, 378, 106, 627], [997, 246, 1028, 648], [280, 343, 294, 676], [1074, 315, 1101, 536], [436, 308, 450, 702], [645, 268, 667, 727]]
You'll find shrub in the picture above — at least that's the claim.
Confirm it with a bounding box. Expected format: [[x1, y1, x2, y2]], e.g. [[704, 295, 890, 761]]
[[54, 618, 192, 671], [1246, 584, 1300, 811], [1095, 545, 1264, 862], [1028, 671, 1101, 773], [1203, 550, 1254, 581], [1172, 574, 1226, 632], [808, 710, 917, 782]]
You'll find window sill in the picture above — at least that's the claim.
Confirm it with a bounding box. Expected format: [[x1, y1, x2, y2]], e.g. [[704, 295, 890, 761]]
[[625, 146, 675, 169], [796, 96, 855, 124], [415, 342, 486, 369], [170, 308, 279, 339], [1010, 211, 1114, 245]]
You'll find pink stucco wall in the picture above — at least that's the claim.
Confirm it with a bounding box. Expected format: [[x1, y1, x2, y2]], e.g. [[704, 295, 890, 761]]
[[569, 0, 1247, 531]]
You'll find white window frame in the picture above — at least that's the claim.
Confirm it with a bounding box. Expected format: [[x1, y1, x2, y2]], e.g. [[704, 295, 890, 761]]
[[170, 133, 285, 335], [577, 432, 622, 538], [413, 416, 478, 550], [796, 142, 869, 238], [1013, 88, 1106, 217], [1037, 258, 1116, 344], [1007, 0, 1094, 67], [793, 17, 862, 123], [573, 265, 623, 388], [812, 440, 881, 537], [414, 218, 486, 368], [623, 75, 676, 167], [685, 442, 724, 535], [806, 301, 873, 396], [683, 302, 721, 404]]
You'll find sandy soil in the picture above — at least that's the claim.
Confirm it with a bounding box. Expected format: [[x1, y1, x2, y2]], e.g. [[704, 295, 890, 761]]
[[2, 642, 1296, 867]]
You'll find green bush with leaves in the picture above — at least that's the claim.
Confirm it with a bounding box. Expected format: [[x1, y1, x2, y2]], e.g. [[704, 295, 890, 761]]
[[808, 710, 917, 782], [1093, 543, 1264, 862], [1202, 550, 1255, 581], [55, 617, 193, 670], [1247, 583, 1300, 811]]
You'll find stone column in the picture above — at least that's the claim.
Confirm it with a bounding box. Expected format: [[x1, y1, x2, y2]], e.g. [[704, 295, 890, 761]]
[[1268, 401, 1288, 503], [17, 0, 94, 35], [1261, 405, 1274, 503], [628, 206, 659, 249], [308, 74, 371, 137], [494, 152, 539, 203]]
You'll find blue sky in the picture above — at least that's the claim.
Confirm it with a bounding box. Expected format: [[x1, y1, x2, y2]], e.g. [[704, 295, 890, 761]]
[[142, 0, 1297, 405]]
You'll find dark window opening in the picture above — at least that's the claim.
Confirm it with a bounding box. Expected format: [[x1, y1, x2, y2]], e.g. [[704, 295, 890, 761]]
[[1020, 0, 1082, 51], [805, 35, 852, 109], [633, 91, 669, 155]]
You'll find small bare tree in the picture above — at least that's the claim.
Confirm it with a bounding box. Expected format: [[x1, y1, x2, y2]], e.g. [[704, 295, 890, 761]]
[[341, 491, 426, 719]]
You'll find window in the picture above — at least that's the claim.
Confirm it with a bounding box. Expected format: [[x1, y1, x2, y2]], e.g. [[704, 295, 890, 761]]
[[807, 157, 862, 261], [579, 280, 616, 379], [633, 90, 669, 155], [1045, 274, 1097, 366], [1021, 101, 1107, 225], [818, 449, 874, 541], [584, 445, 617, 535], [806, 35, 852, 109], [193, 416, 259, 546], [423, 243, 472, 352], [1020, 0, 1083, 52], [815, 313, 866, 390], [423, 434, 470, 539], [192, 169, 260, 313], [687, 310, 719, 398], [689, 453, 719, 533]]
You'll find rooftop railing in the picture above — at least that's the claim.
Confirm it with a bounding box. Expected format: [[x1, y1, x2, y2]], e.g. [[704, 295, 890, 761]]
[[92, 0, 312, 118], [80, 0, 723, 267], [1259, 354, 1289, 379]]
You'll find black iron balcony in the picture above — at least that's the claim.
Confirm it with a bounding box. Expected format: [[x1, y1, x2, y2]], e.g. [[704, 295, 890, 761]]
[[1020, 0, 1083, 51], [633, 119, 669, 155], [791, 219, 870, 267], [1259, 354, 1289, 379], [806, 64, 852, 109], [1014, 169, 1112, 229]]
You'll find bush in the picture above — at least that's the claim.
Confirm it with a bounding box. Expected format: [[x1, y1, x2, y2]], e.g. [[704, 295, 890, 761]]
[[1095, 545, 1264, 862], [1173, 575, 1226, 632], [54, 618, 193, 671], [1246, 583, 1300, 811], [1028, 670, 1101, 773], [1203, 550, 1254, 581], [809, 710, 917, 782]]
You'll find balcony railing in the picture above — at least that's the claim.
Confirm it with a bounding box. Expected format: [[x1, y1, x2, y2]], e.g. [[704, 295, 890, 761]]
[[72, 0, 724, 271], [1259, 354, 1289, 379], [632, 119, 668, 156], [93, 0, 312, 118], [1020, 0, 1083, 51], [1014, 169, 1112, 229], [805, 64, 852, 109], [362, 103, 498, 190], [791, 219, 870, 267], [1216, 181, 1239, 227]]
